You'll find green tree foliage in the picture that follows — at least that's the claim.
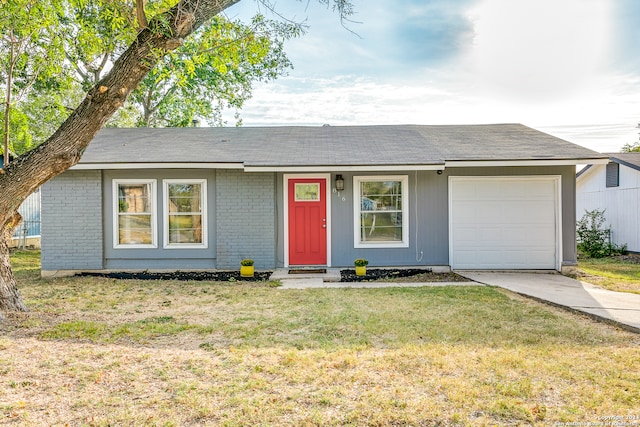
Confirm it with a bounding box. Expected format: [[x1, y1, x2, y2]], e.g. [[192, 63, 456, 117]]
[[60, 0, 136, 91], [621, 141, 640, 153], [576, 209, 626, 258], [127, 14, 298, 127], [2, 0, 299, 157], [0, 0, 354, 314], [0, 106, 31, 154], [621, 123, 640, 152], [62, 0, 299, 128], [0, 0, 68, 163]]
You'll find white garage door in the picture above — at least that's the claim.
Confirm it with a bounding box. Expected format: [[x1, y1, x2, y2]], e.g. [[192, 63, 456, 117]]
[[449, 176, 560, 270]]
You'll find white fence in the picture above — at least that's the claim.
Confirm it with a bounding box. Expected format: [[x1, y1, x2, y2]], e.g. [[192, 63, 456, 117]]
[[13, 188, 41, 246]]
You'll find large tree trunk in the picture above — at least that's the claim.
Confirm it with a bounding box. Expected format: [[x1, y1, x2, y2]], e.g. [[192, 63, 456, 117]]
[[0, 212, 26, 316], [0, 0, 240, 315]]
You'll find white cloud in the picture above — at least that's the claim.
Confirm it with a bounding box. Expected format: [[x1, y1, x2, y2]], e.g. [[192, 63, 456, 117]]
[[237, 70, 640, 153], [237, 76, 464, 126], [227, 0, 640, 154], [466, 0, 613, 102]]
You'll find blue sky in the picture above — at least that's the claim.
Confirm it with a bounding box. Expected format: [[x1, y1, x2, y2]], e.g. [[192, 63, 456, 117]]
[[225, 0, 640, 153]]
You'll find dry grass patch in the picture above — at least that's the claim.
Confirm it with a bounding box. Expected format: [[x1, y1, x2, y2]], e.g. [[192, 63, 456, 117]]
[[578, 255, 640, 294], [1, 250, 639, 426], [2, 337, 639, 426]]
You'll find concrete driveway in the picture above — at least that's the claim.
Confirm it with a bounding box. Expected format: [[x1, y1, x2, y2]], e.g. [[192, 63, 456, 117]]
[[458, 271, 640, 333]]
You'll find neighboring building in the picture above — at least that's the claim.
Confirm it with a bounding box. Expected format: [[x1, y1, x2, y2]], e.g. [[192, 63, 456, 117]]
[[576, 152, 640, 253], [40, 124, 607, 276], [12, 188, 42, 248], [1, 154, 41, 248]]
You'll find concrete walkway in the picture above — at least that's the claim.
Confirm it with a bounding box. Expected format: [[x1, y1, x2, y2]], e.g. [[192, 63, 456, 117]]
[[277, 278, 476, 289], [458, 271, 640, 333], [271, 268, 478, 290]]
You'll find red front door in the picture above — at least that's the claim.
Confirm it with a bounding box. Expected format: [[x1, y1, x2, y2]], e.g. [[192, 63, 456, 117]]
[[288, 178, 327, 265]]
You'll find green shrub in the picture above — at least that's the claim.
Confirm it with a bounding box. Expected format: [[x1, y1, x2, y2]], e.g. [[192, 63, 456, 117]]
[[576, 209, 626, 258]]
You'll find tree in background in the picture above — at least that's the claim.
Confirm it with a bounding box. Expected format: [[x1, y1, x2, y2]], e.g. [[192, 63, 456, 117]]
[[621, 123, 640, 152], [62, 1, 297, 128], [128, 15, 295, 127], [0, 0, 353, 314], [2, 0, 298, 159], [0, 1, 69, 165]]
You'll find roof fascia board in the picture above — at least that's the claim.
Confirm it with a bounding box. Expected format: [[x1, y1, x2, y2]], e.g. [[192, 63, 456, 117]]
[[244, 164, 444, 172], [576, 164, 594, 180], [70, 162, 244, 170], [445, 159, 609, 167], [611, 157, 640, 173], [70, 159, 608, 171]]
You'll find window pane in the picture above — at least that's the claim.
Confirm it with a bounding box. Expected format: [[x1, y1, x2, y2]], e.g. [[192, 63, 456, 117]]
[[359, 212, 403, 242], [295, 183, 320, 201], [165, 180, 206, 247], [358, 178, 405, 245], [118, 184, 151, 213], [360, 181, 402, 211], [118, 215, 152, 244], [168, 184, 202, 213], [168, 215, 202, 244]]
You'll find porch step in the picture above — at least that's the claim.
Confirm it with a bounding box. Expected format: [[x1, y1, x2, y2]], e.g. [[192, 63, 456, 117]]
[[270, 268, 342, 283]]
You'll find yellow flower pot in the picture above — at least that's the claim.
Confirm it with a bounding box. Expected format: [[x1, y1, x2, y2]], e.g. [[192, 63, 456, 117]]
[[240, 265, 254, 278], [355, 266, 366, 276]]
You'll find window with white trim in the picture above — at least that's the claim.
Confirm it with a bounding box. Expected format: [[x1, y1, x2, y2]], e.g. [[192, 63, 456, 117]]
[[114, 179, 157, 248], [354, 176, 408, 248], [164, 179, 207, 248]]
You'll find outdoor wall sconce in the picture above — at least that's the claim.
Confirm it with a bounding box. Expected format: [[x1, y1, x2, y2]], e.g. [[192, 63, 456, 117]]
[[335, 174, 345, 191]]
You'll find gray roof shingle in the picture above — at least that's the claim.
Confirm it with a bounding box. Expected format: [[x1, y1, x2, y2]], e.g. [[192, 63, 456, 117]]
[[608, 152, 640, 171], [77, 124, 606, 167]]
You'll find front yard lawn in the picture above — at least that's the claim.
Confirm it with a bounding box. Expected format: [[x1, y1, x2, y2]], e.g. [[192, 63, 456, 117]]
[[1, 250, 639, 426], [578, 254, 640, 294]]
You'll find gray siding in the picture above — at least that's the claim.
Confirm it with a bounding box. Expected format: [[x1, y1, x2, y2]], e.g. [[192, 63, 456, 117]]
[[103, 170, 216, 269], [323, 171, 448, 267], [277, 166, 578, 269], [41, 170, 103, 271], [216, 170, 276, 269], [41, 165, 577, 273]]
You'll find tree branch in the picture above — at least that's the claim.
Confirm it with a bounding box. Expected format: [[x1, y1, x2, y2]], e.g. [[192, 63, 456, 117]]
[[65, 51, 91, 83], [136, 0, 148, 30], [93, 51, 112, 84], [150, 81, 179, 114], [1, 0, 244, 225], [13, 60, 46, 104]]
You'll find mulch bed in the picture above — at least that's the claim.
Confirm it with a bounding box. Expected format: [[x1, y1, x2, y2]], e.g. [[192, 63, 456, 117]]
[[78, 268, 470, 283], [78, 271, 273, 282], [340, 268, 470, 282]]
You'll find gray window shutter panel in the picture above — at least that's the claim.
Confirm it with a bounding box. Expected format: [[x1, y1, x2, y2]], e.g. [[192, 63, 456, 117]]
[[606, 162, 619, 188]]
